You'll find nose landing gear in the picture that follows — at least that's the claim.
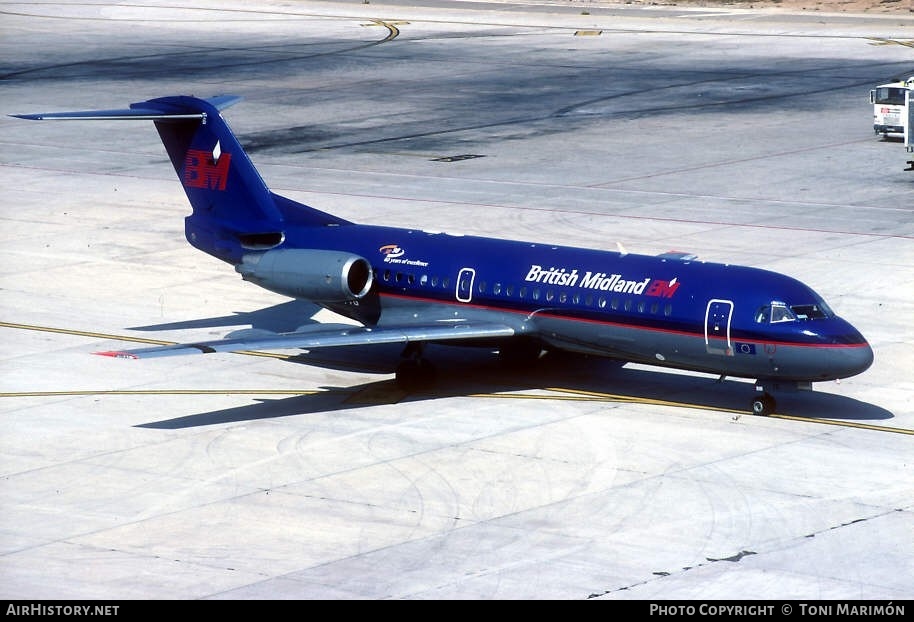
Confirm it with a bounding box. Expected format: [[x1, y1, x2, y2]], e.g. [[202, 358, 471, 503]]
[[752, 380, 812, 416], [751, 391, 776, 416]]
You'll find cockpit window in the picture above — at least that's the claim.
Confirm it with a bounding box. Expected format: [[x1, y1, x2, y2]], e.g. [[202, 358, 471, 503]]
[[755, 300, 834, 324], [770, 302, 795, 323], [790, 303, 831, 320], [754, 302, 795, 323]]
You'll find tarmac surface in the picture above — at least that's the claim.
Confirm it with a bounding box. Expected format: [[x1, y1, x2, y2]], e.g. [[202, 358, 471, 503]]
[[1, 0, 912, 600]]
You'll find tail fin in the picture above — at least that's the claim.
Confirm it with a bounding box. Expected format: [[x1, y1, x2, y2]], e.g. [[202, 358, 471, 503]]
[[14, 95, 350, 264]]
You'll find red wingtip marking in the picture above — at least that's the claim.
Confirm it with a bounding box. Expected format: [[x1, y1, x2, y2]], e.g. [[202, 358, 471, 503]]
[[94, 351, 139, 360]]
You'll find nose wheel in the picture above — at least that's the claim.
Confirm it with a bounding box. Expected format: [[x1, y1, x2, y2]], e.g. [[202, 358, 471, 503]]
[[751, 392, 776, 416]]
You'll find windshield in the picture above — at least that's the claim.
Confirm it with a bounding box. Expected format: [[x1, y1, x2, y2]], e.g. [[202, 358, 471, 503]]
[[755, 300, 834, 324], [790, 303, 832, 320], [873, 87, 907, 105]]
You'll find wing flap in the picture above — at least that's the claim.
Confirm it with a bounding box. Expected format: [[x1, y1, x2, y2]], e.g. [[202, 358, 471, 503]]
[[96, 321, 515, 359]]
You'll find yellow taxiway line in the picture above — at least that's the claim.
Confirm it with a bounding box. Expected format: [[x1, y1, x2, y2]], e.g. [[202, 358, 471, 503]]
[[3, 321, 911, 435]]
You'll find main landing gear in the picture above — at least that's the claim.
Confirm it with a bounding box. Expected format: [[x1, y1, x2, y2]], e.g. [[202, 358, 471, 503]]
[[393, 338, 545, 391], [395, 342, 436, 391]]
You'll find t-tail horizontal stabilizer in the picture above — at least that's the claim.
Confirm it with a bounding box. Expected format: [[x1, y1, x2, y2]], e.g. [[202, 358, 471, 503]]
[[11, 95, 241, 121], [13, 95, 352, 265]]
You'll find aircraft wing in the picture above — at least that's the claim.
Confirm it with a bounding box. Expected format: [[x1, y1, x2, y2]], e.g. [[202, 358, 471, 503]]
[[96, 320, 516, 359]]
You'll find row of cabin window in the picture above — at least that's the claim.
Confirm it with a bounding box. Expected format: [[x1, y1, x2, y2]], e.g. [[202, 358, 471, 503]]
[[379, 269, 674, 317]]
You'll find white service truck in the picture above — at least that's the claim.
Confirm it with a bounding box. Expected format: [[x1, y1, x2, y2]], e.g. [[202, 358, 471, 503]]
[[906, 89, 913, 171], [870, 75, 913, 137]]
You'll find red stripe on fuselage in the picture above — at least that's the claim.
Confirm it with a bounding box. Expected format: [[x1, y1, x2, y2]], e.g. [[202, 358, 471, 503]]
[[377, 291, 869, 349]]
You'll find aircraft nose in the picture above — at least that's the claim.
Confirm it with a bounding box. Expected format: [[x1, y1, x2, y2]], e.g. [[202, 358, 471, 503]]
[[831, 322, 874, 379], [838, 341, 874, 378]]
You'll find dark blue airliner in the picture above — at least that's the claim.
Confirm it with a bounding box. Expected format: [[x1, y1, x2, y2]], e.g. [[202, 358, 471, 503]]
[[15, 96, 874, 415]]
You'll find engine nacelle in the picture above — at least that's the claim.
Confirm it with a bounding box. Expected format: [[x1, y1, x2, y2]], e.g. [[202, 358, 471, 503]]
[[236, 249, 373, 302]]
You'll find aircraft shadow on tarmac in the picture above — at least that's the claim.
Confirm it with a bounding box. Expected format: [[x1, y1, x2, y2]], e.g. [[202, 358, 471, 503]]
[[131, 302, 892, 429]]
